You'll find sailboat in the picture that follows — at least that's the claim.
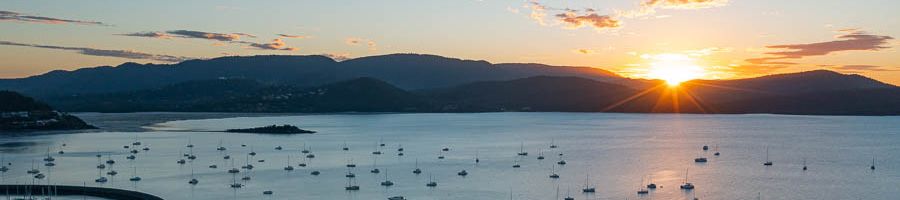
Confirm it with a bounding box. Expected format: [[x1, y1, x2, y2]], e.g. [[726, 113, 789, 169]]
[[549, 164, 559, 179], [713, 144, 720, 156], [229, 172, 242, 188], [646, 175, 657, 189], [370, 156, 380, 173], [564, 187, 575, 200], [512, 157, 521, 168], [537, 149, 545, 160], [97, 154, 107, 169], [680, 169, 694, 190], [106, 155, 116, 164], [298, 155, 307, 167], [413, 159, 422, 174], [0, 154, 8, 172], [346, 158, 357, 168], [763, 146, 773, 166], [425, 174, 437, 187], [582, 173, 595, 193], [372, 142, 382, 155], [380, 170, 393, 186], [43, 147, 55, 162], [301, 143, 310, 154], [475, 150, 480, 163], [27, 160, 39, 174], [217, 139, 226, 151], [871, 154, 876, 170], [550, 138, 558, 149], [129, 166, 141, 181], [802, 158, 808, 171], [284, 155, 294, 171], [694, 150, 708, 163], [228, 159, 240, 174], [345, 167, 356, 178], [517, 142, 528, 156], [342, 141, 349, 151], [637, 177, 649, 194], [344, 177, 360, 190], [188, 162, 198, 185]]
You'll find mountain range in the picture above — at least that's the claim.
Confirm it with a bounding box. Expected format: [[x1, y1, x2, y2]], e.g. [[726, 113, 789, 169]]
[[1, 54, 897, 115]]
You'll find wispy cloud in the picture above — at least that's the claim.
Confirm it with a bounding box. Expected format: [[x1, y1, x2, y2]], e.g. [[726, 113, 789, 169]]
[[0, 10, 108, 26], [526, 1, 548, 26], [165, 30, 246, 41], [0, 40, 193, 62], [573, 48, 597, 55], [642, 0, 729, 10], [345, 38, 377, 50], [115, 32, 173, 39], [120, 30, 301, 51], [833, 65, 898, 72], [277, 34, 308, 39], [119, 30, 251, 41], [556, 12, 620, 30], [242, 38, 297, 51]]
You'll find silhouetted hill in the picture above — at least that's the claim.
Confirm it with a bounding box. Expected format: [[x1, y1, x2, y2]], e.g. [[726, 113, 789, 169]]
[[0, 91, 95, 131], [424, 76, 636, 112], [50, 77, 430, 113], [682, 70, 896, 103], [338, 54, 623, 89], [715, 88, 900, 115], [0, 54, 624, 97]]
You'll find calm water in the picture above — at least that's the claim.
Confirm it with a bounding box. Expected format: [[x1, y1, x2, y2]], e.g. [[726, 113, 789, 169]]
[[1, 113, 898, 200]]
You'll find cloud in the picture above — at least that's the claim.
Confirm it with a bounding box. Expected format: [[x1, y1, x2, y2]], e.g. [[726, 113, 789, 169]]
[[115, 32, 173, 39], [0, 10, 107, 26], [764, 32, 893, 58], [277, 34, 308, 39], [746, 31, 894, 64], [527, 1, 548, 26], [233, 33, 257, 38], [244, 38, 297, 51], [0, 40, 193, 62], [165, 30, 245, 41], [641, 0, 729, 10], [345, 38, 377, 50], [573, 49, 596, 55], [833, 65, 898, 72], [556, 12, 621, 30]]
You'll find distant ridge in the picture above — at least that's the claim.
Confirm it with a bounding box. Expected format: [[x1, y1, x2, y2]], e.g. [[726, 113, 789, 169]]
[[0, 54, 624, 97], [44, 70, 900, 115]]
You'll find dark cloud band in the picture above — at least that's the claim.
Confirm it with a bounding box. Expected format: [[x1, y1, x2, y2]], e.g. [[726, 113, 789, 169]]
[[0, 10, 107, 26], [0, 40, 193, 62]]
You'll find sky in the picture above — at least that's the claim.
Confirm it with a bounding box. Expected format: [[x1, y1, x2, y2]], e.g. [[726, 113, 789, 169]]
[[1, 0, 898, 84]]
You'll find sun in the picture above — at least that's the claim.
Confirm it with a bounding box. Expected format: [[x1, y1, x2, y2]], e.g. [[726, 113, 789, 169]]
[[643, 53, 706, 86]]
